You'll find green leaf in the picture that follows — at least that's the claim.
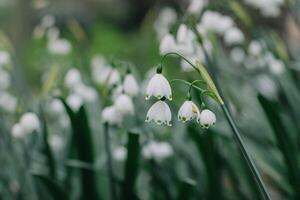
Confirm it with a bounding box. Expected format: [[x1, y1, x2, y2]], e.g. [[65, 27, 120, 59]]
[[258, 94, 300, 199], [32, 173, 67, 200], [176, 178, 197, 200], [122, 132, 141, 200]]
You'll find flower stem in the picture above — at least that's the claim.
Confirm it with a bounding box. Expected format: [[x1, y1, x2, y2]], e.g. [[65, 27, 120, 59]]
[[103, 122, 117, 200], [221, 105, 271, 200]]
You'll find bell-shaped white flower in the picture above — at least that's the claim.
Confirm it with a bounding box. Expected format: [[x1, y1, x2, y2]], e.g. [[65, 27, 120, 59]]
[[48, 99, 64, 114], [11, 123, 25, 139], [178, 100, 201, 123], [123, 74, 139, 96], [113, 146, 127, 161], [230, 47, 245, 63], [0, 69, 11, 90], [64, 68, 82, 89], [199, 109, 216, 128], [146, 100, 172, 126], [92, 65, 120, 86], [66, 93, 83, 112], [187, 0, 206, 14], [224, 27, 244, 45], [41, 15, 55, 28], [48, 38, 71, 55], [19, 112, 40, 133], [145, 73, 172, 100], [74, 84, 98, 102], [101, 105, 123, 125], [0, 92, 17, 113], [114, 94, 134, 115], [142, 141, 173, 161], [0, 51, 11, 66], [49, 134, 64, 151], [159, 33, 176, 55]]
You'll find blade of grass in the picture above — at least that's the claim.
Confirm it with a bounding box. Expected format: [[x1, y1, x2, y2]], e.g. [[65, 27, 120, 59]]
[[122, 132, 140, 200], [176, 178, 197, 200]]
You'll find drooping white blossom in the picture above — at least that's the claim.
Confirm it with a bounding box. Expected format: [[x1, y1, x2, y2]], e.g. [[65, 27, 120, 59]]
[[178, 100, 201, 123], [74, 84, 98, 102], [19, 112, 40, 133], [48, 38, 72, 55], [199, 109, 216, 128], [145, 73, 172, 100], [101, 105, 123, 125], [92, 64, 120, 87], [48, 134, 64, 151], [64, 68, 82, 89], [41, 15, 55, 28], [0, 92, 17, 113], [113, 146, 127, 161], [248, 40, 263, 56], [159, 33, 177, 55], [200, 11, 234, 35], [0, 51, 10, 66], [142, 141, 173, 161], [48, 99, 64, 114], [146, 101, 172, 126], [123, 74, 139, 97], [0, 69, 10, 90], [230, 47, 246, 63], [114, 94, 134, 115], [11, 123, 25, 139], [256, 75, 278, 99], [224, 27, 245, 45], [66, 93, 83, 112], [187, 0, 207, 15], [154, 7, 177, 39]]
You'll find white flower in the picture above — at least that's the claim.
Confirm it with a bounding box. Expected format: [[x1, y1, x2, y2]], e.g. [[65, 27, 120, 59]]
[[48, 99, 64, 114], [123, 74, 139, 96], [74, 84, 98, 102], [154, 7, 177, 39], [0, 51, 10, 66], [0, 69, 10, 90], [48, 38, 71, 55], [114, 94, 134, 115], [113, 146, 127, 161], [256, 75, 278, 99], [49, 134, 64, 151], [159, 33, 176, 55], [91, 55, 106, 69], [142, 141, 173, 161], [92, 65, 120, 86], [66, 93, 83, 112], [178, 100, 201, 123], [64, 68, 82, 89], [146, 101, 172, 126], [200, 11, 234, 35], [101, 105, 123, 125], [230, 47, 245, 63], [11, 123, 25, 139], [19, 112, 40, 133], [224, 27, 244, 45], [248, 40, 263, 56], [187, 0, 207, 14], [199, 109, 216, 128], [145, 73, 172, 100], [177, 24, 194, 44], [0, 92, 17, 113], [268, 58, 285, 75], [41, 15, 55, 28], [112, 85, 123, 100]]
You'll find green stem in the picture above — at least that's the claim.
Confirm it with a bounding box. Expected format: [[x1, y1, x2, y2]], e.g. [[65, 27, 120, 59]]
[[221, 105, 271, 200], [104, 122, 117, 200]]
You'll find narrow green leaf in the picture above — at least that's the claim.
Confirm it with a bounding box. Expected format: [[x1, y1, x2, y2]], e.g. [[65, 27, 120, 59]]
[[176, 178, 197, 200], [122, 132, 140, 200]]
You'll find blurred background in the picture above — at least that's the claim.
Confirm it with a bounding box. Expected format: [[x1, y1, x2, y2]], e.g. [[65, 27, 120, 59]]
[[1, 0, 300, 199]]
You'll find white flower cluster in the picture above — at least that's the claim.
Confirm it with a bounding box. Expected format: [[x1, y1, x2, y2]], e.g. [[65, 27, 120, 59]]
[[64, 68, 98, 111], [0, 51, 17, 113], [33, 14, 72, 55], [113, 146, 127, 161], [145, 71, 216, 128], [97, 56, 140, 126], [142, 141, 173, 161], [154, 7, 177, 39], [48, 134, 64, 151], [11, 112, 40, 139], [244, 0, 284, 17], [187, 0, 207, 15]]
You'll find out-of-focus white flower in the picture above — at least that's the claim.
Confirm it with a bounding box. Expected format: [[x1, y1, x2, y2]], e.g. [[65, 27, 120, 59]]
[[187, 0, 207, 15], [123, 74, 139, 97], [0, 92, 17, 113], [66, 93, 83, 112], [199, 109, 216, 128], [19, 112, 40, 133], [48, 38, 71, 55], [256, 75, 278, 99], [101, 105, 123, 125], [177, 24, 195, 44], [114, 94, 134, 115], [49, 134, 64, 151], [113, 146, 127, 161], [230, 47, 245, 63], [146, 100, 172, 126], [74, 84, 98, 102], [244, 0, 283, 17], [11, 123, 25, 139], [159, 33, 176, 55], [145, 73, 172, 100], [178, 100, 201, 123], [112, 85, 123, 100], [0, 70, 10, 90], [0, 51, 11, 66], [91, 55, 106, 69], [224, 27, 245, 45], [267, 57, 285, 75], [64, 68, 81, 89], [41, 15, 55, 28], [154, 7, 177, 39], [48, 99, 64, 114], [47, 27, 60, 41], [92, 65, 120, 86], [142, 141, 173, 161], [248, 40, 263, 56], [200, 11, 234, 35]]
